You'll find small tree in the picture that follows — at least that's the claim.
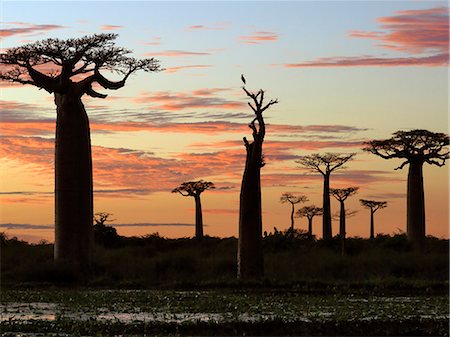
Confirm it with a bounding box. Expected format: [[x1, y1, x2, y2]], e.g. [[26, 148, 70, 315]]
[[359, 199, 388, 240], [94, 212, 115, 225], [238, 78, 278, 280], [280, 193, 308, 234], [172, 180, 215, 238], [295, 206, 323, 239], [93, 212, 118, 247], [330, 187, 359, 255], [363, 130, 449, 250], [296, 153, 355, 240], [0, 34, 160, 267]]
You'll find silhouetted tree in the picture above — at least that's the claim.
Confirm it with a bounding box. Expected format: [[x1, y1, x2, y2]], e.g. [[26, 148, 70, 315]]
[[295, 205, 323, 239], [359, 199, 388, 240], [280, 193, 308, 234], [363, 130, 449, 250], [172, 180, 215, 239], [330, 187, 359, 255], [238, 79, 278, 280], [0, 34, 160, 267], [94, 212, 116, 225], [93, 213, 119, 248], [296, 153, 355, 240]]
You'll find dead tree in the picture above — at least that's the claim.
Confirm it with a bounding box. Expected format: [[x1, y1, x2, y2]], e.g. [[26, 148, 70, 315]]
[[172, 180, 215, 238], [296, 153, 355, 240], [330, 187, 359, 255], [363, 129, 449, 250], [359, 199, 387, 239], [280, 193, 308, 234], [0, 34, 160, 267], [295, 205, 323, 239], [238, 79, 278, 280]]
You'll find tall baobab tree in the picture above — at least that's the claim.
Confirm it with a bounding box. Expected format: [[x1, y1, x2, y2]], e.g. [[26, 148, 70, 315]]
[[296, 153, 355, 240], [238, 79, 278, 280], [172, 180, 215, 239], [295, 205, 323, 239], [280, 193, 308, 234], [330, 187, 359, 255], [359, 199, 388, 240], [363, 129, 449, 250], [0, 34, 160, 267]]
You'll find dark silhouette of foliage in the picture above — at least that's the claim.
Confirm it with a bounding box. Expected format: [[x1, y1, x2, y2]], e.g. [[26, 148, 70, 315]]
[[330, 187, 359, 255], [296, 205, 323, 239], [172, 180, 215, 239], [94, 212, 116, 225], [238, 77, 278, 281], [359, 199, 388, 240], [280, 193, 308, 235], [0, 34, 160, 268], [296, 153, 355, 241], [363, 129, 449, 250]]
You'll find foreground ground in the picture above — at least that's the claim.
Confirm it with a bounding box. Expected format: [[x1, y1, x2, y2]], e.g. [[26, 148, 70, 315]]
[[1, 289, 449, 336]]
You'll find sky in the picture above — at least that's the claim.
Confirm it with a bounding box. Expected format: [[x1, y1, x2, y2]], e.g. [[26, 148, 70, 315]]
[[0, 1, 449, 243]]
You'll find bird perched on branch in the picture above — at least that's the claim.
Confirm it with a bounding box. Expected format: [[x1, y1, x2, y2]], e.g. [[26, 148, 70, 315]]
[[241, 74, 246, 85]]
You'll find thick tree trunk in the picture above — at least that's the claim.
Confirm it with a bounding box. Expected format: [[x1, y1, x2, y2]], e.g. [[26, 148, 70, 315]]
[[407, 160, 425, 250], [308, 217, 313, 239], [339, 200, 346, 255], [322, 174, 332, 240], [238, 142, 264, 280], [54, 92, 93, 268], [194, 194, 204, 239], [290, 203, 295, 234], [370, 210, 375, 240]]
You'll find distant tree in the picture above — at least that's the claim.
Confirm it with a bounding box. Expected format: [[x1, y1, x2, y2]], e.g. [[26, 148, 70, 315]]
[[0, 34, 160, 267], [295, 205, 323, 239], [330, 187, 359, 255], [238, 78, 278, 280], [296, 153, 355, 240], [363, 129, 449, 250], [359, 199, 388, 240], [172, 180, 215, 239], [93, 213, 119, 248], [280, 193, 308, 235], [94, 212, 116, 225]]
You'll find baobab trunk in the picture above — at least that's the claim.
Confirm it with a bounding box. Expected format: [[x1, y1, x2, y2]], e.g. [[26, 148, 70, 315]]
[[307, 217, 313, 239], [238, 142, 264, 280], [322, 174, 332, 240], [370, 210, 374, 240], [339, 200, 346, 255], [194, 194, 204, 238], [407, 160, 425, 250], [290, 203, 295, 233], [54, 91, 94, 267]]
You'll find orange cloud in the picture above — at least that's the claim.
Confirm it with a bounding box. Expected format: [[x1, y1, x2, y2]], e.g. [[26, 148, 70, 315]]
[[147, 50, 210, 57], [239, 31, 279, 44]]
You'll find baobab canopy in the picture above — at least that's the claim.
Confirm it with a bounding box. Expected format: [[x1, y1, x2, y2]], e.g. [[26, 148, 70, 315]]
[[0, 33, 160, 96]]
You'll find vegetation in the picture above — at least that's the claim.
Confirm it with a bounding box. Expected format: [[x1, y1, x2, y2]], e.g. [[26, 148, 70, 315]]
[[363, 129, 449, 250], [0, 34, 160, 268], [172, 180, 215, 238]]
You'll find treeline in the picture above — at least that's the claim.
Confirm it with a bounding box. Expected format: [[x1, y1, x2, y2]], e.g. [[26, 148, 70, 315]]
[[1, 231, 448, 291]]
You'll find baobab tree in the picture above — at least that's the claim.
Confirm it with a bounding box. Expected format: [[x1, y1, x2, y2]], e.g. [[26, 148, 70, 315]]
[[172, 180, 215, 239], [280, 193, 308, 235], [0, 34, 160, 267], [296, 153, 355, 240], [359, 199, 388, 240], [363, 129, 449, 250], [330, 187, 359, 255], [295, 205, 323, 239], [238, 79, 278, 280]]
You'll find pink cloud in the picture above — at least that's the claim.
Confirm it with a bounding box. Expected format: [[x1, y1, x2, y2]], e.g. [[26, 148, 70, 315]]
[[165, 65, 212, 73], [0, 23, 66, 38], [100, 25, 123, 31], [185, 23, 229, 31], [147, 50, 210, 57], [284, 6, 449, 68], [239, 31, 279, 44]]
